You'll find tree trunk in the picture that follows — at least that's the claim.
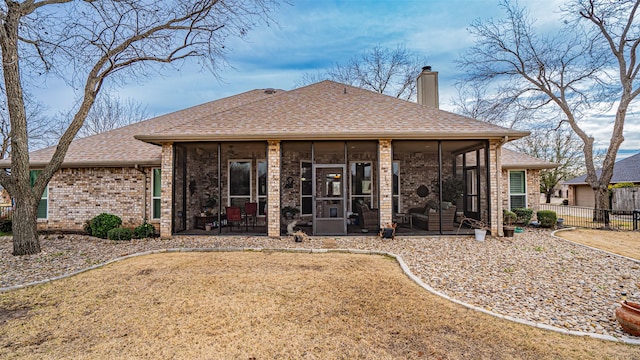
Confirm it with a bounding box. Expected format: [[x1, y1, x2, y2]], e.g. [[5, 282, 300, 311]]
[[593, 186, 610, 227], [545, 192, 552, 204], [12, 195, 40, 255]]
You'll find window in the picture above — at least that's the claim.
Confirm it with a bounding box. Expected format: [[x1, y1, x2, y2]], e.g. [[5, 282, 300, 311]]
[[301, 161, 312, 215], [29, 170, 48, 219], [350, 162, 372, 211], [392, 161, 400, 213], [229, 160, 251, 207], [257, 160, 267, 215], [152, 168, 161, 220], [509, 170, 527, 209]]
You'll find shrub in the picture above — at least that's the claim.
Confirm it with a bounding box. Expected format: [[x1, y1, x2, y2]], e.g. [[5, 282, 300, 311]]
[[537, 210, 557, 228], [503, 210, 517, 226], [107, 227, 133, 241], [562, 199, 569, 206], [0, 218, 11, 233], [513, 208, 533, 226], [134, 222, 156, 239], [90, 213, 122, 239]]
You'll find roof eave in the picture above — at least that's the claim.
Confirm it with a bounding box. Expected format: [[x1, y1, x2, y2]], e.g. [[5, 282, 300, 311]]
[[0, 159, 161, 169], [135, 131, 530, 144]]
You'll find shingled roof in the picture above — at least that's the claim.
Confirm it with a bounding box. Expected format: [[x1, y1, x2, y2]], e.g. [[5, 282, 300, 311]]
[[10, 88, 280, 167], [501, 148, 558, 169], [564, 152, 640, 184], [7, 80, 531, 168], [137, 80, 528, 143]]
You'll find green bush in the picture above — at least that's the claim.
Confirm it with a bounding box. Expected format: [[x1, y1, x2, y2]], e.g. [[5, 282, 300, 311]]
[[513, 208, 533, 226], [134, 222, 156, 239], [90, 213, 122, 239], [503, 210, 517, 226], [0, 218, 11, 233], [107, 227, 133, 241], [536, 210, 557, 228]]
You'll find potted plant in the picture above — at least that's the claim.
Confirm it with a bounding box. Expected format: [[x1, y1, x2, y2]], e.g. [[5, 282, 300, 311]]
[[203, 195, 217, 216], [432, 176, 464, 204], [281, 206, 300, 219], [503, 209, 517, 237]]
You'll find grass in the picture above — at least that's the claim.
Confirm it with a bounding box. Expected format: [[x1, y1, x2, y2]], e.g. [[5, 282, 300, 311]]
[[0, 251, 639, 359], [555, 228, 640, 260]]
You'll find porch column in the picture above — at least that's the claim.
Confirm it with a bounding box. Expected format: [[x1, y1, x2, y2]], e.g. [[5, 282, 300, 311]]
[[378, 139, 393, 227], [489, 139, 502, 237], [267, 140, 281, 237], [160, 142, 174, 239]]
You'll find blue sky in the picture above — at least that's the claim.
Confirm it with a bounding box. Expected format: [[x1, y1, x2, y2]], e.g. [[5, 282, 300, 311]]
[[38, 0, 639, 157]]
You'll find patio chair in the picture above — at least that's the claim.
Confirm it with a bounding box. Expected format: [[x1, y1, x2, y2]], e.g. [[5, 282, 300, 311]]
[[244, 202, 257, 229], [225, 206, 243, 233]]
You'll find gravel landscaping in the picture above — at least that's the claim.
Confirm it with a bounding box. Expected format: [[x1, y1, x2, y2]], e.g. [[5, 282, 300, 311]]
[[1, 228, 639, 341]]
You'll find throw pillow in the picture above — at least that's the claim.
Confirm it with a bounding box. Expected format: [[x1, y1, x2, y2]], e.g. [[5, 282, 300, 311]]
[[442, 201, 452, 210]]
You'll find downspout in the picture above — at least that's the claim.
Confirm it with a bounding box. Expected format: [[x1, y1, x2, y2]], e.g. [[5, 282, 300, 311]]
[[495, 136, 508, 237], [134, 164, 148, 222]]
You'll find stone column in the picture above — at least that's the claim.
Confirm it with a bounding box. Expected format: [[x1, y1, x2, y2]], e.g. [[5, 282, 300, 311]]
[[378, 139, 393, 228], [267, 140, 281, 237], [489, 140, 502, 236], [160, 142, 174, 239]]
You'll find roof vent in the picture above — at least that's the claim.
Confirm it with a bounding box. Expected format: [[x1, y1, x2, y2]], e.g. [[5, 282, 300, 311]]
[[264, 88, 276, 94]]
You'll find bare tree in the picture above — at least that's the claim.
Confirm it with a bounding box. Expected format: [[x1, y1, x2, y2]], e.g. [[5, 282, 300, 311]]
[[54, 91, 152, 139], [509, 126, 584, 203], [0, 93, 55, 158], [297, 45, 428, 100], [0, 0, 279, 255], [456, 0, 640, 224]]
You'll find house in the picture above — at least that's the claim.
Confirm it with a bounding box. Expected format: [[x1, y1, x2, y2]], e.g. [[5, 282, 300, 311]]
[[3, 67, 555, 237], [565, 152, 640, 208]]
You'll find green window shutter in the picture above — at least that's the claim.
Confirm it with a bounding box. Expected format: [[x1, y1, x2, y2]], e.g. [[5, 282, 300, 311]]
[[37, 200, 47, 219], [152, 169, 161, 197], [509, 171, 525, 194], [30, 170, 48, 219], [152, 199, 161, 220], [29, 170, 41, 187], [510, 195, 526, 210]]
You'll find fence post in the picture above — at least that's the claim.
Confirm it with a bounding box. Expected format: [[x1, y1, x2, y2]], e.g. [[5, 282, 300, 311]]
[[634, 209, 640, 231]]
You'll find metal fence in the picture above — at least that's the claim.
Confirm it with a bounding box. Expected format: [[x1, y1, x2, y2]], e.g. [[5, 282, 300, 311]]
[[538, 204, 637, 230], [0, 204, 12, 220]]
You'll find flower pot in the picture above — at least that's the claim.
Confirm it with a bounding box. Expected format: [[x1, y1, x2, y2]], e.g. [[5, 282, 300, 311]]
[[616, 300, 640, 336], [557, 218, 564, 227], [474, 229, 487, 241], [205, 224, 212, 231], [504, 226, 515, 237]]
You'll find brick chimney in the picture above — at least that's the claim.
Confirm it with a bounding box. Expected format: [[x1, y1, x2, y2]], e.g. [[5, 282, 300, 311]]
[[417, 66, 439, 109]]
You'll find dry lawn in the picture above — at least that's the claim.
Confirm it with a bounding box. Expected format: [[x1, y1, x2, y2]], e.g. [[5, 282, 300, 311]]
[[0, 251, 639, 359], [556, 228, 640, 260]]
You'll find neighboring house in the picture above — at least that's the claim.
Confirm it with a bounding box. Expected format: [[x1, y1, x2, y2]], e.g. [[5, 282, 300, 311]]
[[565, 152, 640, 208], [1, 68, 555, 237]]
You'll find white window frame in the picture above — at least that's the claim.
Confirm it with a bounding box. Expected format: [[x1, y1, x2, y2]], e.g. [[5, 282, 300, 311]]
[[151, 168, 161, 220], [228, 159, 252, 207], [509, 170, 527, 210]]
